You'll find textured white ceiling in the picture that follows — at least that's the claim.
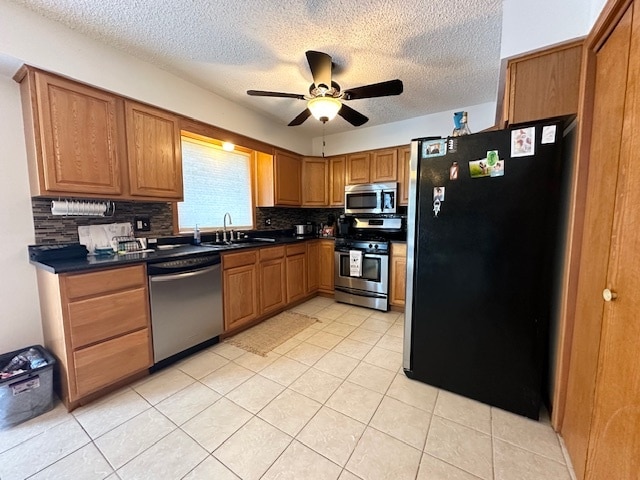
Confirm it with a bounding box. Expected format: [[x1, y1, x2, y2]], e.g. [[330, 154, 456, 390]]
[[8, 0, 503, 136]]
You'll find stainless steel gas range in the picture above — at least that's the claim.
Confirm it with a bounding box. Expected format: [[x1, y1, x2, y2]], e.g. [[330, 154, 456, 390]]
[[334, 216, 403, 311]]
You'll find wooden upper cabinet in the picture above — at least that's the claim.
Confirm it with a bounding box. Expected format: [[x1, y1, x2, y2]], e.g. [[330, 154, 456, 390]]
[[398, 146, 411, 206], [501, 39, 584, 125], [18, 68, 123, 197], [370, 148, 398, 182], [125, 101, 183, 200], [256, 150, 302, 206], [329, 155, 346, 206], [346, 152, 370, 184], [302, 157, 328, 206]]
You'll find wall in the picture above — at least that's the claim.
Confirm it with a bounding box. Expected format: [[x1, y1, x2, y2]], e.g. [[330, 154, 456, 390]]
[[312, 102, 497, 156], [0, 75, 43, 353], [500, 0, 591, 59]]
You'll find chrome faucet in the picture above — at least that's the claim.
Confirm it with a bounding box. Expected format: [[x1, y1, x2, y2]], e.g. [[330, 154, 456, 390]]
[[223, 212, 233, 242]]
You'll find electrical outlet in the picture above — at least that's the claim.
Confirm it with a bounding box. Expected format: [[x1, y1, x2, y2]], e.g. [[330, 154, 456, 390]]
[[264, 218, 271, 226], [134, 216, 151, 231]]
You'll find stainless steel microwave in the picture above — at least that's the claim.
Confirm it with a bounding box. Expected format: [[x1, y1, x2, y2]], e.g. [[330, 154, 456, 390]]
[[345, 183, 397, 215]]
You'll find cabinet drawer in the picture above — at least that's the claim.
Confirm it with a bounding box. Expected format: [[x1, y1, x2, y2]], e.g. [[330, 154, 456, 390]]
[[68, 287, 149, 349], [260, 246, 285, 261], [286, 243, 306, 256], [223, 250, 258, 269], [63, 265, 146, 299], [73, 328, 151, 398]]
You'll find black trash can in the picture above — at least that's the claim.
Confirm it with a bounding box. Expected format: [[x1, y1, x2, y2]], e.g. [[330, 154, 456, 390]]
[[0, 345, 56, 429]]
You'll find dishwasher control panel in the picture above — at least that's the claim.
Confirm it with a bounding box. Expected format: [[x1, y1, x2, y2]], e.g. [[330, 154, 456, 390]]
[[147, 254, 220, 275]]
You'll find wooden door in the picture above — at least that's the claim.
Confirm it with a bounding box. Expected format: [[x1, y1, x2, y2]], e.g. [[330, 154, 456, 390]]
[[583, 3, 640, 478], [33, 71, 122, 195], [274, 150, 302, 205], [223, 251, 259, 331], [286, 245, 307, 303], [259, 258, 286, 315], [302, 157, 328, 206], [397, 146, 411, 206], [329, 156, 346, 206], [125, 101, 183, 200], [346, 153, 370, 184], [562, 3, 638, 479], [389, 243, 407, 307], [307, 240, 320, 293], [318, 240, 335, 293], [370, 148, 398, 182]]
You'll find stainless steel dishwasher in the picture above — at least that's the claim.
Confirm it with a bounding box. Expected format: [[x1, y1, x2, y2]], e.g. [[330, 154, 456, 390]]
[[148, 254, 223, 364]]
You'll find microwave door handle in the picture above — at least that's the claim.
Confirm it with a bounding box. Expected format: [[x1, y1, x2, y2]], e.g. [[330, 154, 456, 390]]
[[379, 191, 384, 212]]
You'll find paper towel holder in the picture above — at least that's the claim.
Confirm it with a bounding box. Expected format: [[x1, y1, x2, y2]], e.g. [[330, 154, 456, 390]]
[[50, 199, 116, 217]]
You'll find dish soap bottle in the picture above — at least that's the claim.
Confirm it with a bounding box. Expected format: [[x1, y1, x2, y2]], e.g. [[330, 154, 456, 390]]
[[452, 111, 472, 136], [193, 224, 201, 245]]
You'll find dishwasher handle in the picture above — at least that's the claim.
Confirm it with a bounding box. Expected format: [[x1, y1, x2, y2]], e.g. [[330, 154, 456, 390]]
[[149, 263, 220, 283]]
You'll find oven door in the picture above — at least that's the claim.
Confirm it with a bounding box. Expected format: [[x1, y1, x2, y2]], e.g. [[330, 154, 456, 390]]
[[334, 250, 389, 294]]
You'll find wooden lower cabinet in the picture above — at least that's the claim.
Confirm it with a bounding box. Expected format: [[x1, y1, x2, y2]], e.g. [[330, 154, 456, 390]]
[[319, 239, 335, 293], [390, 243, 407, 307], [307, 240, 320, 293], [286, 244, 307, 303], [37, 264, 152, 409], [258, 246, 286, 315], [222, 250, 259, 331]]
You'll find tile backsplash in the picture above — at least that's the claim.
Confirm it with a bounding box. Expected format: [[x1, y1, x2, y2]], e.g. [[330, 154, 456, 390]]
[[31, 198, 344, 244], [32, 198, 174, 244]]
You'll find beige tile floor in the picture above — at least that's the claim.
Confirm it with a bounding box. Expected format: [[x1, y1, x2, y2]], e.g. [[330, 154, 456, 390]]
[[0, 297, 577, 480]]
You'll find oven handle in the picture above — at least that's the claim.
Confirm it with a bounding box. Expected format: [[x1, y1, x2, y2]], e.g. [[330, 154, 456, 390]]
[[149, 264, 220, 283], [335, 286, 387, 299]]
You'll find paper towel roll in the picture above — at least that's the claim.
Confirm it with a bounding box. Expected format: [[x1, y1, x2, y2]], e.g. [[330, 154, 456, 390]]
[[51, 200, 108, 216]]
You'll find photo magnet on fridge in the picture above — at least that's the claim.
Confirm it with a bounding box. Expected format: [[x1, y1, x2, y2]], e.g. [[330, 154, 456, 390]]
[[422, 139, 447, 158], [469, 157, 504, 178], [433, 186, 445, 201], [541, 125, 557, 144], [511, 127, 535, 157], [450, 162, 459, 180]]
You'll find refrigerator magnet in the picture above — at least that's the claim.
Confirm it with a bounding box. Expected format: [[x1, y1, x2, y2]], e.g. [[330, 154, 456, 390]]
[[449, 162, 459, 180], [422, 139, 447, 158], [433, 186, 445, 201], [448, 138, 458, 153], [486, 150, 499, 167], [469, 159, 490, 178], [541, 125, 557, 144], [511, 127, 535, 157], [490, 159, 505, 177]]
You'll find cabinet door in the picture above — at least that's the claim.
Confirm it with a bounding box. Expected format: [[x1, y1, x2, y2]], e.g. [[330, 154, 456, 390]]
[[370, 148, 398, 182], [397, 146, 411, 206], [346, 153, 370, 184], [286, 246, 307, 303], [390, 243, 407, 306], [223, 263, 259, 331], [125, 101, 183, 200], [259, 247, 286, 315], [302, 157, 328, 206], [73, 328, 152, 399], [33, 71, 122, 195], [318, 240, 335, 293], [307, 240, 320, 293], [329, 155, 346, 206], [274, 150, 302, 205], [507, 40, 583, 124]]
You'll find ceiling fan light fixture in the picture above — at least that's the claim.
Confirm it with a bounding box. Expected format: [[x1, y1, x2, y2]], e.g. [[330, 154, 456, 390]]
[[308, 96, 342, 122]]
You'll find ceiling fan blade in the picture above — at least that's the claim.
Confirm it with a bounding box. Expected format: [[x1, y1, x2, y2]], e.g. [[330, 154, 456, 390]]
[[305, 50, 332, 90], [288, 109, 312, 126], [338, 104, 368, 127], [342, 79, 404, 100], [247, 90, 305, 100]]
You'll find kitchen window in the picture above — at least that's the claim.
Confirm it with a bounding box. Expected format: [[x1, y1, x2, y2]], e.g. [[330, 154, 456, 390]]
[[177, 135, 254, 232]]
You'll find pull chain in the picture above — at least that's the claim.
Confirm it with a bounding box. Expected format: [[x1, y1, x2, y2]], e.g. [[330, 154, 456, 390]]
[[322, 122, 326, 158]]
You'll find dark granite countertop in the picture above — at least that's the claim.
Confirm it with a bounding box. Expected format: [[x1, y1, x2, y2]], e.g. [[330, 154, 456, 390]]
[[30, 235, 334, 274]]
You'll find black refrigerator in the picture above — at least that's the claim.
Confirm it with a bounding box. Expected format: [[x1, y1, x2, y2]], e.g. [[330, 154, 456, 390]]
[[403, 117, 574, 419]]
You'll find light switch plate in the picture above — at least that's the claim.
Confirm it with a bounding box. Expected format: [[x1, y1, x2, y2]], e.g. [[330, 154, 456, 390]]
[[134, 216, 151, 231]]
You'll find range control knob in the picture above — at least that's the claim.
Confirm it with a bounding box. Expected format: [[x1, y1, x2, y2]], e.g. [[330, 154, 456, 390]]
[[374, 244, 379, 249], [369, 243, 373, 249]]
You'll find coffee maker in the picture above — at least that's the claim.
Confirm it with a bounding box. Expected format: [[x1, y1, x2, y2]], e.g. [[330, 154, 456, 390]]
[[337, 215, 353, 237]]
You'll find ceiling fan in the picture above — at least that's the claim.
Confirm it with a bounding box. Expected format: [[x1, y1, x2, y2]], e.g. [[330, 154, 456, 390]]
[[247, 51, 403, 127]]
